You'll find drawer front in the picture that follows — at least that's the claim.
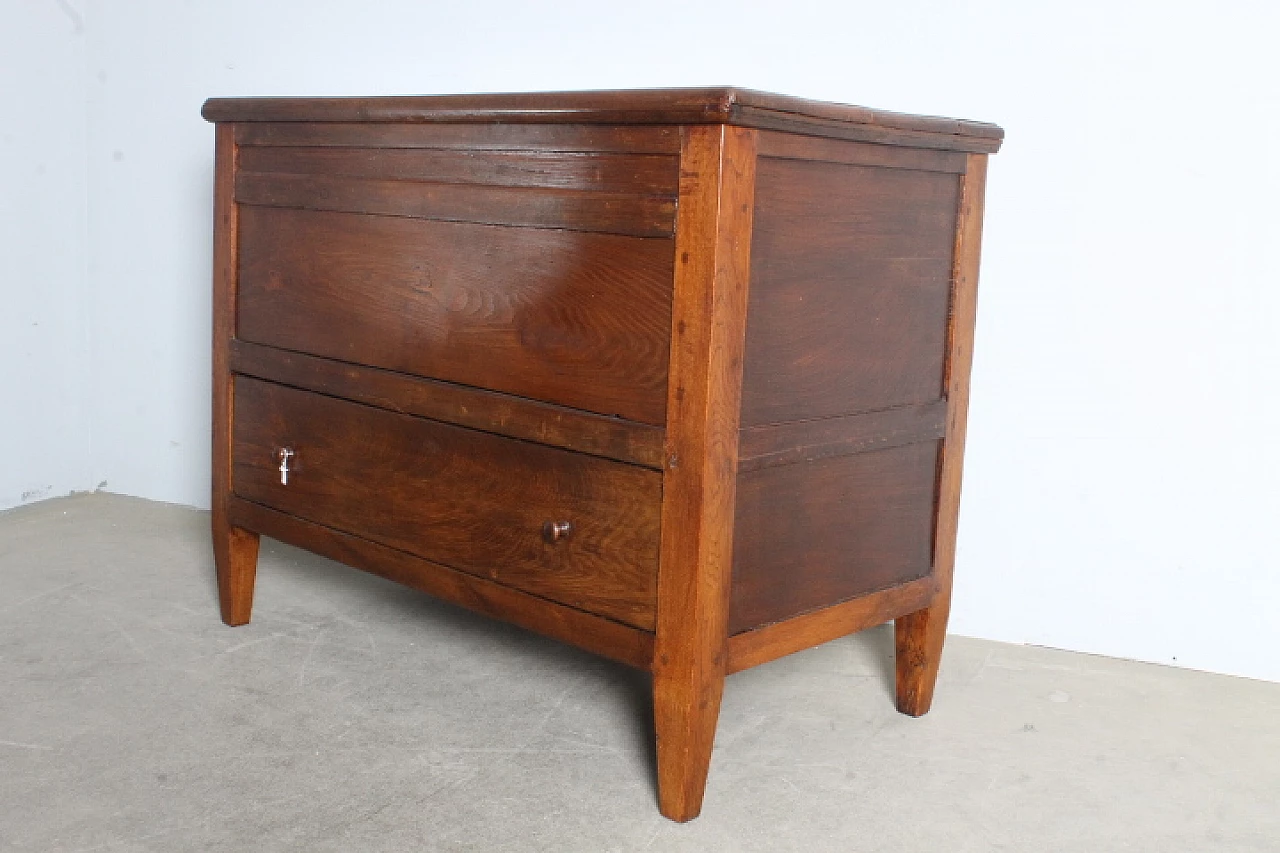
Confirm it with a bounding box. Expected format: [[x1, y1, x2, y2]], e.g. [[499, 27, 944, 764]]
[[231, 377, 661, 629], [237, 207, 674, 425], [234, 137, 678, 426]]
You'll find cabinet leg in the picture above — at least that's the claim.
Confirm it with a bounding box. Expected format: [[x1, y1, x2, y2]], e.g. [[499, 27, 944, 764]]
[[214, 521, 260, 627], [653, 667, 725, 823], [894, 590, 951, 717]]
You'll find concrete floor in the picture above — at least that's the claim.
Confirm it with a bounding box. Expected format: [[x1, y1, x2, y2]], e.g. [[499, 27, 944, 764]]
[[0, 494, 1277, 852]]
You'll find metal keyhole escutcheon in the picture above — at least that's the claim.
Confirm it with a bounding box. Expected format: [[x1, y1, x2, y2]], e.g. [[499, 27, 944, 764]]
[[277, 448, 295, 485]]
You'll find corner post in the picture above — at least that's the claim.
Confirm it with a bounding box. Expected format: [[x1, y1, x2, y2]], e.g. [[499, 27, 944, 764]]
[[652, 124, 758, 821], [211, 122, 259, 626], [895, 153, 990, 715]]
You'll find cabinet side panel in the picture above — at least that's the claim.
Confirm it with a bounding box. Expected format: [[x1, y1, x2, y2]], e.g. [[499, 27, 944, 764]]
[[729, 441, 939, 634], [739, 157, 961, 427]]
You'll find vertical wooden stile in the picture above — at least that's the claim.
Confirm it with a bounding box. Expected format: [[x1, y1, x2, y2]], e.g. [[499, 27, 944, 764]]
[[211, 122, 260, 626], [652, 124, 758, 822], [895, 153, 989, 715]]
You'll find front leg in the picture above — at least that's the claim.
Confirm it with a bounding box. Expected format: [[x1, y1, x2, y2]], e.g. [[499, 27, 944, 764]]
[[213, 520, 259, 626]]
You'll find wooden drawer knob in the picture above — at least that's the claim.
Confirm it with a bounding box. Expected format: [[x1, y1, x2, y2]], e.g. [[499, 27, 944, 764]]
[[542, 520, 573, 544]]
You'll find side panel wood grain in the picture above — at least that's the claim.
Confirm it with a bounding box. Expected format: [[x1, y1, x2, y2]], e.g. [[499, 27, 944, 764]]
[[231, 378, 662, 630], [728, 441, 941, 635], [237, 207, 674, 425], [740, 158, 961, 426]]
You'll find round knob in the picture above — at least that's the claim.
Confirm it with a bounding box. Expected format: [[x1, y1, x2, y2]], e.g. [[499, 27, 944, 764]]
[[542, 520, 573, 544]]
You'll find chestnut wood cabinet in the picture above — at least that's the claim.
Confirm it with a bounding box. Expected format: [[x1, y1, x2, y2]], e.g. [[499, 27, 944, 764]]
[[203, 88, 1002, 822]]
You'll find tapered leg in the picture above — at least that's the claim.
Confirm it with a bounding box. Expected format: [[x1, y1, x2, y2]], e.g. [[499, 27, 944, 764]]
[[894, 591, 951, 716], [654, 664, 726, 822], [896, 154, 989, 719], [651, 125, 758, 822], [214, 521, 259, 626]]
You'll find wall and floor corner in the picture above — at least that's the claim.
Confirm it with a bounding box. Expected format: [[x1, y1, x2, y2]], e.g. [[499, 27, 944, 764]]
[[2, 1, 1278, 682]]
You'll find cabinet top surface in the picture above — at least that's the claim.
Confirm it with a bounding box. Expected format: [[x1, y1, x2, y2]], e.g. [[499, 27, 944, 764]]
[[202, 87, 1002, 151]]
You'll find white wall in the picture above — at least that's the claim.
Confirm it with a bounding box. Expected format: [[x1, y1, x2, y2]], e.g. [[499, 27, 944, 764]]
[[0, 0, 91, 508], [7, 0, 1279, 681]]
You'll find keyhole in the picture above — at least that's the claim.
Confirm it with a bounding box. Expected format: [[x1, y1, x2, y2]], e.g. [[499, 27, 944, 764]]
[[277, 448, 295, 485]]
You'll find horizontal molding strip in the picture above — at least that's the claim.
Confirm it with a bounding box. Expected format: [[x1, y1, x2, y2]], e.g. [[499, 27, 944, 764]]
[[235, 171, 676, 237], [737, 400, 948, 473], [235, 121, 682, 154], [238, 146, 680, 195], [229, 340, 667, 470], [726, 576, 937, 674], [758, 131, 968, 174]]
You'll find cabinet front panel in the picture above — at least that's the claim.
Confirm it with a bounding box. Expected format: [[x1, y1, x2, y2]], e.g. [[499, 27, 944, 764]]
[[237, 207, 674, 425], [231, 377, 662, 629], [740, 157, 961, 427], [728, 441, 940, 634]]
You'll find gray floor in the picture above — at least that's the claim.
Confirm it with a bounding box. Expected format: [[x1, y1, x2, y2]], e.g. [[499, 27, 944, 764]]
[[1, 495, 1277, 853]]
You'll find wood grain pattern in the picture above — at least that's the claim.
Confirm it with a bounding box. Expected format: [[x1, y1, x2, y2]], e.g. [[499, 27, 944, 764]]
[[210, 122, 260, 627], [896, 154, 989, 717], [234, 121, 682, 153], [737, 401, 946, 473], [733, 105, 1000, 153], [729, 441, 941, 635], [237, 206, 674, 425], [238, 146, 679, 194], [228, 498, 655, 670], [652, 125, 757, 823], [757, 131, 968, 173], [236, 171, 676, 237], [229, 341, 666, 469], [205, 89, 1003, 150], [232, 378, 662, 629], [739, 157, 962, 426], [726, 576, 937, 674]]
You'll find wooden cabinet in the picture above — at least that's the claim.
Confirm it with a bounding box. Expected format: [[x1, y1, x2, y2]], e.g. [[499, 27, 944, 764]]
[[203, 88, 1002, 822]]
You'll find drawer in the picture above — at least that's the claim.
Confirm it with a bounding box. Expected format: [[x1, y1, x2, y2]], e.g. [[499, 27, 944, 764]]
[[230, 377, 661, 629], [237, 207, 674, 425], [234, 138, 678, 426]]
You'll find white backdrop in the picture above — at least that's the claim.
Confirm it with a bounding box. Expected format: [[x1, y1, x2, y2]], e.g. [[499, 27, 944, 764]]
[[3, 0, 1278, 682]]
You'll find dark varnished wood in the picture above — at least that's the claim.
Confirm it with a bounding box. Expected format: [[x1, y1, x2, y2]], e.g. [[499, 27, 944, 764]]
[[210, 122, 260, 626], [740, 156, 961, 426], [232, 377, 662, 629], [737, 400, 947, 473], [229, 341, 666, 469], [729, 441, 941, 635], [237, 207, 674, 425], [236, 172, 676, 237], [234, 122, 682, 154], [652, 125, 757, 822], [205, 88, 1002, 151], [238, 146, 680, 194], [896, 154, 990, 717], [228, 498, 655, 670], [207, 90, 1001, 822], [757, 130, 968, 173], [726, 575, 936, 674]]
